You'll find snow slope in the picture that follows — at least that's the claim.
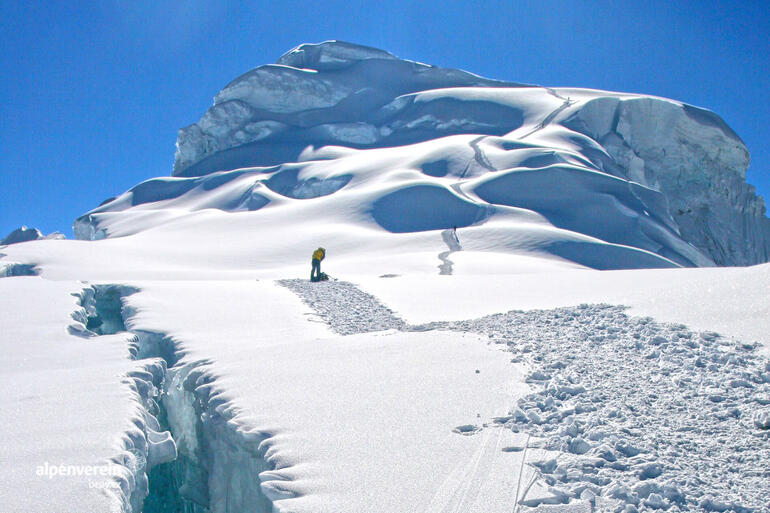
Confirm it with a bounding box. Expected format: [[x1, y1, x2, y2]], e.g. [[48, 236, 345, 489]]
[[70, 40, 769, 269]]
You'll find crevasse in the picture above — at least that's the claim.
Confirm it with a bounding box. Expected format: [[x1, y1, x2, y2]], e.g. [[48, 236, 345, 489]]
[[74, 284, 276, 513]]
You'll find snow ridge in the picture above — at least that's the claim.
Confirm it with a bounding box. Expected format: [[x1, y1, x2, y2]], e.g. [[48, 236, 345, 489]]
[[1, 226, 64, 245]]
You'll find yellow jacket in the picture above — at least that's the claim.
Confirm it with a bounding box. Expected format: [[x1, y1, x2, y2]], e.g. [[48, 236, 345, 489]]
[[312, 248, 325, 261]]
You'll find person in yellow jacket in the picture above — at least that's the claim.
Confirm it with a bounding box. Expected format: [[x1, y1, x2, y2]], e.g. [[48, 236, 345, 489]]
[[311, 247, 326, 282]]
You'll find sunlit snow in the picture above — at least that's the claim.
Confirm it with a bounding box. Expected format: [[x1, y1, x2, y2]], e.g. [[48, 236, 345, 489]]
[[1, 41, 769, 513]]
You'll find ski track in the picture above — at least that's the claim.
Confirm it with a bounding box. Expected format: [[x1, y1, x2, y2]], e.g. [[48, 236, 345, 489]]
[[281, 279, 770, 513]]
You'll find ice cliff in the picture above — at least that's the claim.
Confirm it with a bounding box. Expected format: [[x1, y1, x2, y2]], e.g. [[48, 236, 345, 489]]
[[171, 41, 524, 177], [563, 97, 769, 266], [76, 40, 769, 268]]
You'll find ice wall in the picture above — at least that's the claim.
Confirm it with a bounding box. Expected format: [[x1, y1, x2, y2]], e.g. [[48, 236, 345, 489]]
[[564, 97, 770, 265], [172, 40, 525, 177]]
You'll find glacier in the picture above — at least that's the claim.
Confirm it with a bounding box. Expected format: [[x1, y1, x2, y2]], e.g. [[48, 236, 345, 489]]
[[70, 40, 769, 268], [2, 41, 769, 513]]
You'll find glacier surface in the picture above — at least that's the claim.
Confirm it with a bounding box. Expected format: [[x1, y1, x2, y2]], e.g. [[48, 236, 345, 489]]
[[2, 41, 769, 513]]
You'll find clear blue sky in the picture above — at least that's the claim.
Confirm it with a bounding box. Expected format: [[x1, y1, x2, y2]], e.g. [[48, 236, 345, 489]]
[[1, 0, 768, 237]]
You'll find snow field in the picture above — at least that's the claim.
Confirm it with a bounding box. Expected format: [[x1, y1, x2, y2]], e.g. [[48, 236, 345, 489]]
[[285, 279, 770, 512], [2, 269, 768, 512], [452, 306, 770, 512], [0, 279, 165, 513], [120, 280, 530, 513]]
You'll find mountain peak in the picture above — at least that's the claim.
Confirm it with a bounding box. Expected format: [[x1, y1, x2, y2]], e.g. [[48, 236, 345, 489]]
[[276, 40, 399, 71], [1, 226, 64, 245], [78, 42, 769, 267]]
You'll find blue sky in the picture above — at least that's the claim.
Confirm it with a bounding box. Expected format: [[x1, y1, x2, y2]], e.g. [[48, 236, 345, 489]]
[[1, 0, 768, 237]]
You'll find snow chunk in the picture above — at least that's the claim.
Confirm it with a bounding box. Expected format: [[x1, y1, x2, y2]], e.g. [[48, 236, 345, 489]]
[[754, 411, 770, 430], [450, 304, 770, 511]]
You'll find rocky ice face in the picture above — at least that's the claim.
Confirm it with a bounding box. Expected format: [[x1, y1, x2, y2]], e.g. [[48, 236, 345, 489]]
[[78, 40, 769, 268]]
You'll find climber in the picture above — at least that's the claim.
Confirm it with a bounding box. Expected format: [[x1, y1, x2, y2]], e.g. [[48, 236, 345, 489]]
[[310, 247, 326, 282]]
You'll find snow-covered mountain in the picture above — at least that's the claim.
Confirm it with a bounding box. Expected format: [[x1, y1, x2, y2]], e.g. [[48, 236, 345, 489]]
[[72, 40, 769, 269], [2, 42, 769, 513], [1, 225, 64, 245]]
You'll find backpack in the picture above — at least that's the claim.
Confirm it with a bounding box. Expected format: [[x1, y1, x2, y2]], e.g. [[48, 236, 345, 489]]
[[311, 272, 329, 283]]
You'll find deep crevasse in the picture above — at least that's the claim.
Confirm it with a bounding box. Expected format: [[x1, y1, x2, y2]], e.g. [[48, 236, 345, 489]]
[[75, 284, 276, 513]]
